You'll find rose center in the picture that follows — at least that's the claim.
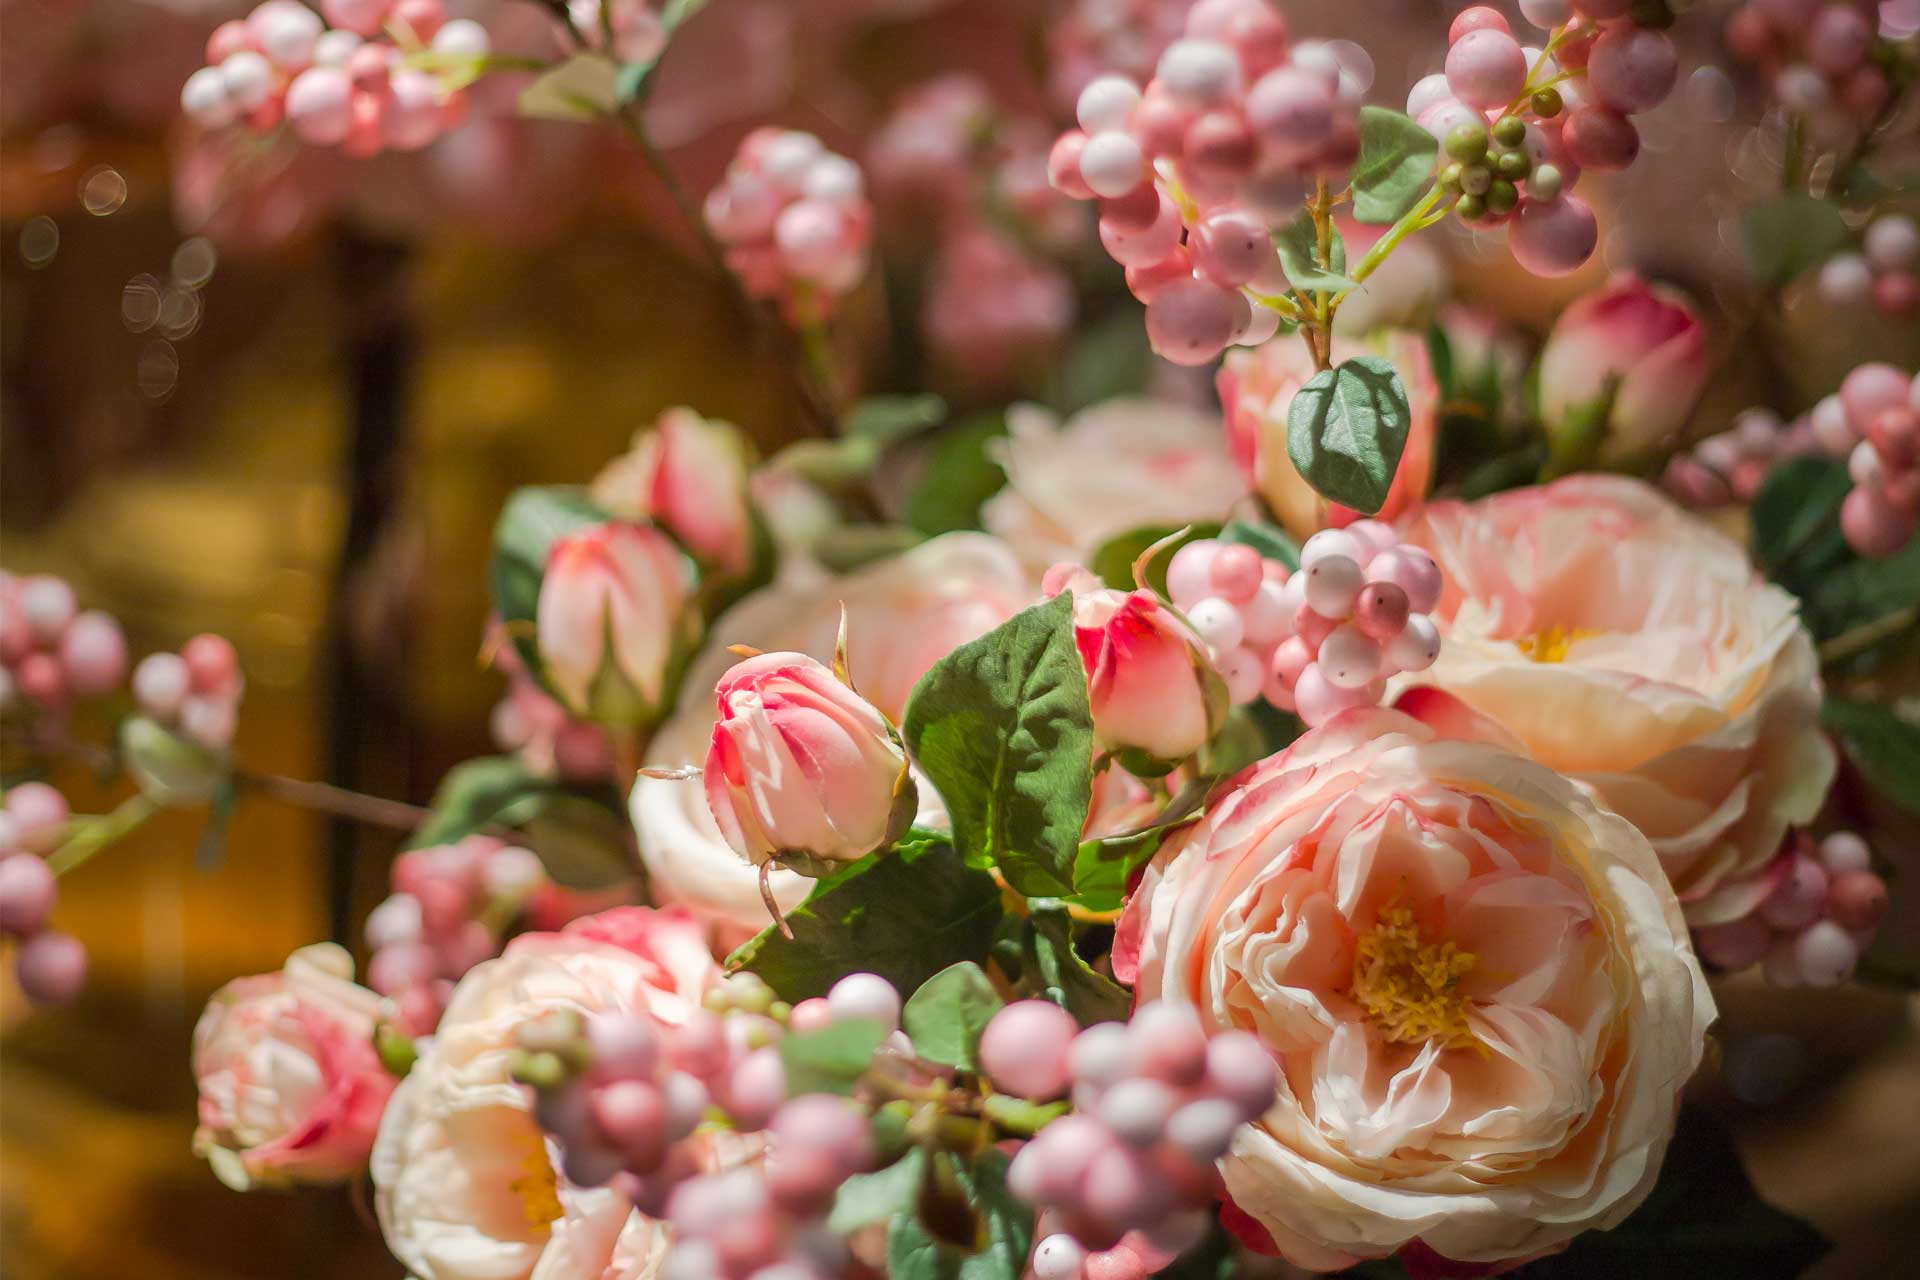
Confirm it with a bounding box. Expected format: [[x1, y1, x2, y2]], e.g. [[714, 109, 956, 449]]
[[1351, 903, 1479, 1051], [1515, 623, 1596, 663], [510, 1131, 564, 1231]]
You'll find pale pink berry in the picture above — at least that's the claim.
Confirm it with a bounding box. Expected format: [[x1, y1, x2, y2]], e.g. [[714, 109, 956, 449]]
[[1792, 920, 1859, 987], [1841, 484, 1917, 557], [1367, 545, 1443, 613], [1185, 598, 1243, 651], [1078, 131, 1146, 199], [1164, 1097, 1243, 1163], [250, 0, 323, 69], [1385, 614, 1441, 673], [1406, 72, 1454, 119], [588, 1013, 661, 1081], [1240, 579, 1294, 647], [182, 65, 239, 127], [1299, 528, 1364, 569], [1587, 27, 1677, 114], [1818, 832, 1871, 876], [1216, 646, 1264, 704], [1156, 39, 1241, 107], [1760, 856, 1829, 932], [1143, 277, 1239, 366], [1562, 108, 1638, 172], [771, 1093, 872, 1171], [1268, 635, 1313, 690], [788, 996, 833, 1033], [18, 576, 76, 641], [180, 695, 238, 749], [0, 854, 57, 936], [7, 783, 69, 853], [1292, 662, 1375, 726], [286, 67, 354, 145], [1129, 1003, 1208, 1085], [1318, 625, 1382, 689], [1865, 216, 1920, 272], [1032, 1234, 1089, 1280], [1509, 192, 1599, 277], [1066, 1022, 1131, 1087], [1165, 541, 1220, 605], [1244, 68, 1333, 163], [132, 652, 187, 720], [219, 50, 276, 113], [383, 69, 444, 150], [827, 972, 901, 1030], [1081, 1143, 1169, 1224], [1450, 6, 1511, 41], [58, 611, 127, 696], [321, 0, 392, 37], [205, 19, 254, 64], [1808, 6, 1874, 77], [660, 1071, 710, 1139], [1077, 75, 1142, 132], [592, 1080, 669, 1165], [1446, 29, 1527, 110], [724, 1047, 789, 1129], [1518, 0, 1571, 27], [1302, 554, 1363, 618], [980, 1000, 1080, 1100], [16, 930, 87, 1003], [1099, 200, 1182, 267], [1204, 1030, 1277, 1115], [1695, 916, 1771, 971], [1189, 208, 1269, 288]]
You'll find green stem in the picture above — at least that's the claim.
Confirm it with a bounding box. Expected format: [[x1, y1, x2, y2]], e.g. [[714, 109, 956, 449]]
[[1350, 185, 1451, 286], [981, 1094, 1070, 1137], [1818, 605, 1919, 667], [46, 793, 159, 878]]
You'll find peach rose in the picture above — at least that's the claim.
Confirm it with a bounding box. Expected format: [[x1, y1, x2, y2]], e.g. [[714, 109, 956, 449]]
[[981, 398, 1247, 572], [192, 943, 396, 1191], [1395, 475, 1835, 924], [1218, 330, 1439, 541], [630, 534, 1032, 937], [371, 908, 719, 1280], [1117, 710, 1713, 1272]]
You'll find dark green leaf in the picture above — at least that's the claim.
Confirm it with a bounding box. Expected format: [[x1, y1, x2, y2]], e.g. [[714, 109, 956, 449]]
[[1509, 1109, 1825, 1280], [513, 793, 637, 890], [1351, 106, 1439, 224], [1822, 698, 1920, 812], [1020, 906, 1131, 1025], [1273, 208, 1356, 294], [411, 756, 551, 848], [1802, 535, 1920, 641], [1751, 456, 1852, 578], [1741, 193, 1849, 287], [888, 1149, 1034, 1280], [1089, 523, 1222, 593], [902, 962, 1005, 1070], [1069, 772, 1213, 913], [1218, 517, 1301, 572], [729, 834, 1004, 1001], [1199, 700, 1302, 777], [488, 486, 611, 689], [780, 1018, 889, 1096], [902, 596, 1093, 896], [906, 413, 1011, 536], [1286, 356, 1412, 514], [830, 1149, 928, 1234], [848, 394, 947, 444]]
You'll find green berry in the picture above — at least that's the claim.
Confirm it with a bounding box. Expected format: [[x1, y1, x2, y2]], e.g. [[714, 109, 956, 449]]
[[1460, 164, 1493, 196], [1486, 179, 1519, 215], [1438, 162, 1464, 192], [1445, 121, 1489, 164], [1529, 163, 1565, 201], [1455, 193, 1487, 222], [1532, 87, 1563, 118], [1492, 115, 1527, 149], [1496, 149, 1532, 180]]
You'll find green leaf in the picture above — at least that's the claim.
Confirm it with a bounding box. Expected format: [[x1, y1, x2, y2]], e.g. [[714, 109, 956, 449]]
[[906, 413, 1010, 536], [1822, 698, 1920, 812], [830, 1149, 928, 1234], [1802, 535, 1920, 641], [888, 1150, 1034, 1280], [729, 834, 1004, 1001], [513, 793, 637, 890], [1019, 906, 1131, 1025], [1351, 106, 1438, 224], [780, 1018, 889, 1096], [410, 756, 550, 848], [1285, 356, 1412, 514], [1088, 523, 1222, 593], [1070, 773, 1213, 912], [1741, 193, 1849, 287], [902, 962, 1005, 1070], [1751, 456, 1852, 578], [1509, 1109, 1825, 1280], [902, 596, 1094, 896], [519, 53, 621, 121], [848, 394, 947, 444], [1199, 700, 1302, 777], [1273, 209, 1356, 294], [488, 485, 610, 689], [1218, 517, 1301, 572]]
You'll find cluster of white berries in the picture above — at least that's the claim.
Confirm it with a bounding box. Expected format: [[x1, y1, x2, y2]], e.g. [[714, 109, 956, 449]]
[[180, 0, 489, 155], [704, 129, 874, 326], [1047, 0, 1358, 365], [1166, 526, 1443, 729], [0, 572, 128, 717], [985, 1000, 1278, 1276], [365, 836, 552, 1035], [1695, 832, 1890, 987], [1817, 213, 1920, 321], [131, 633, 247, 751], [1725, 0, 1896, 148], [0, 784, 87, 1005]]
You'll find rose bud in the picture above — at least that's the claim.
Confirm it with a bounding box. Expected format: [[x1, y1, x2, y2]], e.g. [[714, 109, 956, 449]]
[[592, 407, 762, 581], [1055, 573, 1229, 771], [703, 652, 917, 877], [1537, 273, 1707, 467], [536, 521, 697, 726]]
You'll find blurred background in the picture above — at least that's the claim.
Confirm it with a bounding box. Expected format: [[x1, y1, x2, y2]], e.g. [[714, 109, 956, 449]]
[[2, 1, 1917, 1277]]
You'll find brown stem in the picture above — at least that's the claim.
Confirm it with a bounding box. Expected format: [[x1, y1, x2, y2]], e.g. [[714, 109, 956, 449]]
[[234, 769, 432, 831], [760, 860, 795, 939]]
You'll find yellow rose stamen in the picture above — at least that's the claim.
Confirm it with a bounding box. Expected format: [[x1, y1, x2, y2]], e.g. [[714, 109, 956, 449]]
[[1351, 903, 1480, 1052], [1515, 623, 1596, 664], [509, 1131, 564, 1230]]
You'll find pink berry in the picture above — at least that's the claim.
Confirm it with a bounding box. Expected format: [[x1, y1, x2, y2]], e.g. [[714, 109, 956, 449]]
[[1509, 193, 1599, 278], [1244, 68, 1334, 164], [58, 611, 127, 696], [1143, 277, 1239, 366], [1570, 0, 1634, 17], [1842, 363, 1912, 428], [0, 854, 57, 936], [1292, 661, 1375, 726], [391, 0, 447, 40], [1562, 108, 1639, 173], [1826, 870, 1890, 931], [1586, 27, 1677, 114], [1164, 540, 1222, 606], [1186, 598, 1244, 651], [383, 68, 444, 151], [1291, 605, 1337, 652], [1189, 208, 1270, 287], [16, 654, 65, 706], [1268, 635, 1313, 690], [206, 19, 253, 63], [1067, 1022, 1132, 1088], [133, 652, 190, 718], [1164, 1097, 1243, 1163], [592, 1080, 669, 1165], [15, 930, 87, 1003], [320, 0, 391, 37], [1446, 29, 1527, 111], [1217, 646, 1265, 704], [1791, 920, 1860, 987], [588, 1013, 661, 1081], [1081, 1142, 1171, 1224], [1240, 579, 1293, 647], [1318, 625, 1382, 688], [724, 1046, 788, 1129], [18, 575, 76, 641], [1808, 6, 1873, 77], [1302, 553, 1363, 617], [667, 1010, 731, 1075], [827, 971, 901, 1029], [771, 1093, 872, 1172], [1449, 6, 1511, 42], [1353, 582, 1410, 640], [788, 996, 833, 1033], [1818, 832, 1871, 876], [1203, 1030, 1278, 1115], [1875, 271, 1920, 320], [1009, 1114, 1110, 1203], [1760, 856, 1829, 932], [1840, 484, 1917, 557], [182, 633, 240, 696], [1129, 1002, 1209, 1085], [981, 1000, 1080, 1100], [1694, 916, 1771, 971], [1099, 200, 1182, 267], [1367, 545, 1443, 612], [286, 66, 354, 145], [1209, 547, 1264, 605], [7, 783, 70, 853], [1125, 247, 1195, 302], [1182, 110, 1255, 183]]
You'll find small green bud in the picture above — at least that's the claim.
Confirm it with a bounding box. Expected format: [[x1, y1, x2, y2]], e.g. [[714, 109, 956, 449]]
[[1455, 193, 1487, 222], [1529, 163, 1565, 201], [769, 1000, 793, 1024], [1438, 162, 1464, 192], [1445, 121, 1489, 164], [1496, 149, 1532, 180], [1532, 87, 1563, 118], [1492, 115, 1527, 149], [375, 1023, 418, 1078], [510, 1049, 568, 1091], [703, 986, 733, 1013], [1460, 164, 1493, 196], [1486, 179, 1519, 215]]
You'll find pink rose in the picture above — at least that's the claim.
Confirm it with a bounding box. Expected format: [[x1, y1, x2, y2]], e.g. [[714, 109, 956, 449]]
[[1056, 572, 1227, 767], [1537, 273, 1708, 464], [703, 652, 916, 871], [192, 943, 396, 1190], [1218, 329, 1440, 540], [536, 521, 697, 724], [591, 408, 759, 579], [1118, 709, 1712, 1272], [1395, 476, 1834, 924]]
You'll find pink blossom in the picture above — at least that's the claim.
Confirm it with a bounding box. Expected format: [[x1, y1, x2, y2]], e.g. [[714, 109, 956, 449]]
[[1057, 576, 1226, 766], [1537, 274, 1708, 462], [536, 521, 696, 723]]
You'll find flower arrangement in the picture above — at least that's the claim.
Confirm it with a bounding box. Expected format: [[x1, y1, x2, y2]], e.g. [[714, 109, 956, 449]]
[[3, 1, 1917, 1278]]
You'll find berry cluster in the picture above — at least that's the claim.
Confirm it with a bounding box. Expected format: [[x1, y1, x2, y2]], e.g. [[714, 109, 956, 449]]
[[1724, 0, 1895, 146], [132, 633, 247, 752], [704, 129, 874, 325], [1046, 0, 1194, 113], [1415, 3, 1680, 277], [1046, 0, 1352, 365], [1, 573, 128, 717], [990, 1000, 1278, 1270], [1817, 213, 1920, 321], [1166, 527, 1443, 729], [1823, 362, 1919, 557], [180, 0, 489, 155], [1695, 832, 1891, 987], [0, 784, 87, 1005], [1662, 406, 1822, 508], [364, 836, 554, 1034]]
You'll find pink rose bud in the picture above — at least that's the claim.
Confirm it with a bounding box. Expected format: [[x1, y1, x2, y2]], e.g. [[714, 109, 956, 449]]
[[1060, 583, 1228, 768], [593, 408, 759, 579], [1537, 273, 1708, 463], [703, 652, 916, 871], [536, 521, 695, 724]]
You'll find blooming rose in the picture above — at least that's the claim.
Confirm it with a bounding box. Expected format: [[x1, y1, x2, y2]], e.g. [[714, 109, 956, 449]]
[[630, 534, 1032, 937], [1537, 274, 1708, 464], [1395, 475, 1835, 924], [591, 408, 760, 580], [372, 908, 719, 1280], [537, 521, 697, 725], [192, 942, 396, 1191], [1055, 572, 1227, 767], [1218, 330, 1439, 540], [981, 398, 1247, 572], [704, 652, 916, 870], [1117, 710, 1713, 1271]]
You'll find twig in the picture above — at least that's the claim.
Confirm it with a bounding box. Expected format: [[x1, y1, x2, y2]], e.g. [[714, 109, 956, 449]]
[[233, 769, 433, 831]]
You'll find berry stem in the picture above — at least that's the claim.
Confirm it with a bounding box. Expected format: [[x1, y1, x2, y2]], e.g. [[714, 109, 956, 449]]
[[980, 1093, 1070, 1137], [45, 793, 159, 877]]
